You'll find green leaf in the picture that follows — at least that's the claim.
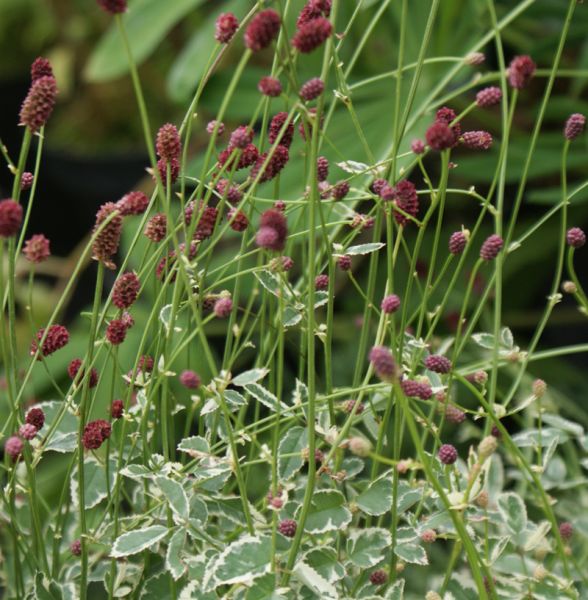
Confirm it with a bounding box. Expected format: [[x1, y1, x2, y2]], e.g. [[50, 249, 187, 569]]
[[166, 529, 186, 581], [139, 572, 170, 599], [541, 414, 584, 437], [394, 542, 428, 565], [203, 536, 272, 591], [347, 528, 391, 568], [232, 368, 269, 387], [85, 0, 207, 82], [177, 436, 210, 457], [31, 573, 63, 600], [244, 574, 290, 599], [302, 547, 345, 583], [497, 492, 527, 535], [300, 490, 352, 534], [224, 389, 248, 408], [111, 525, 168, 558], [346, 242, 385, 256], [383, 579, 405, 600], [292, 562, 338, 600], [71, 457, 117, 509], [278, 426, 308, 481], [355, 471, 392, 516], [40, 401, 78, 453], [155, 476, 189, 524], [243, 383, 287, 411]]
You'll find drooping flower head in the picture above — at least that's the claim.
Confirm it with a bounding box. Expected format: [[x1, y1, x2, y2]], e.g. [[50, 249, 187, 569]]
[[117, 191, 149, 216], [299, 77, 325, 101]]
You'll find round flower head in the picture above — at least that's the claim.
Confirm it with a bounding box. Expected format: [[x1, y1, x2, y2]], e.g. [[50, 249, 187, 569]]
[[317, 156, 329, 181], [82, 419, 111, 450], [337, 254, 351, 271], [425, 354, 452, 374], [5, 436, 24, 461], [461, 130, 493, 150], [227, 208, 248, 232], [156, 123, 181, 162], [92, 202, 122, 269], [292, 17, 332, 53], [0, 199, 23, 237], [449, 230, 468, 255], [218, 143, 259, 171], [256, 209, 288, 251], [117, 191, 149, 216], [476, 86, 502, 108], [111, 399, 124, 419], [112, 272, 140, 309], [369, 570, 387, 585], [508, 55, 536, 89], [217, 179, 243, 203], [444, 404, 466, 424], [559, 522, 573, 541], [245, 9, 281, 52], [180, 370, 201, 389], [215, 12, 239, 44], [421, 529, 437, 544], [299, 77, 325, 101], [106, 319, 128, 345], [278, 519, 297, 538], [230, 126, 253, 150], [564, 113, 586, 141], [329, 181, 348, 201], [144, 213, 167, 243], [401, 378, 433, 400], [96, 0, 127, 14], [70, 540, 82, 556], [411, 139, 425, 154], [19, 75, 58, 132], [30, 324, 69, 358], [438, 443, 458, 465], [20, 172, 34, 190], [68, 359, 99, 388], [258, 76, 282, 97], [19, 423, 38, 440], [268, 112, 294, 148], [23, 234, 50, 263], [207, 120, 225, 136], [480, 234, 504, 261], [26, 407, 45, 430], [566, 227, 586, 248], [381, 294, 401, 314], [315, 274, 329, 290], [533, 379, 547, 398], [425, 121, 455, 151], [369, 346, 397, 382], [31, 57, 53, 82], [194, 205, 219, 241], [297, 0, 331, 27], [214, 297, 233, 318], [342, 399, 364, 414], [393, 180, 419, 226]]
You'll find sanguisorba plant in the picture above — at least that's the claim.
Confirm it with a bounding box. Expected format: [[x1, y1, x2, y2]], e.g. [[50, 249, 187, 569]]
[[1, 0, 587, 598]]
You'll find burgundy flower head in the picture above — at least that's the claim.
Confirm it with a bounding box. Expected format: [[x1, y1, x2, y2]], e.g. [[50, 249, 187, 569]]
[[218, 143, 259, 171], [559, 522, 573, 541], [214, 297, 233, 318], [411, 139, 425, 155], [117, 191, 149, 216], [255, 209, 288, 251], [251, 145, 290, 183], [508, 55, 535, 89], [19, 423, 38, 441], [82, 419, 111, 450], [401, 378, 433, 400], [19, 76, 58, 132], [258, 76, 282, 97], [337, 254, 351, 271], [144, 213, 167, 243], [426, 121, 455, 151], [369, 346, 397, 382], [26, 407, 45, 430], [156, 157, 180, 184], [393, 180, 419, 225], [461, 130, 493, 150], [112, 272, 140, 309], [438, 443, 458, 465], [227, 208, 248, 232], [30, 324, 69, 358], [111, 399, 124, 419], [369, 570, 387, 586], [331, 181, 350, 201], [300, 77, 325, 101], [268, 112, 294, 148], [476, 86, 502, 108], [564, 113, 586, 141], [230, 126, 253, 150], [292, 17, 332, 53], [317, 156, 329, 181], [0, 199, 23, 237], [207, 120, 225, 136], [156, 123, 181, 162], [106, 319, 127, 345], [70, 540, 82, 556], [68, 359, 99, 388], [5, 436, 24, 461], [381, 294, 401, 314], [278, 519, 297, 538], [180, 370, 201, 389], [20, 232, 47, 261], [215, 12, 239, 44], [20, 172, 34, 191], [449, 230, 468, 255], [425, 354, 452, 374], [194, 205, 219, 241], [567, 227, 586, 248], [31, 57, 53, 82], [315, 274, 329, 290], [217, 179, 243, 203], [92, 202, 122, 269], [436, 106, 461, 139], [297, 0, 331, 27], [245, 9, 281, 52], [96, 0, 127, 14], [480, 234, 504, 261]]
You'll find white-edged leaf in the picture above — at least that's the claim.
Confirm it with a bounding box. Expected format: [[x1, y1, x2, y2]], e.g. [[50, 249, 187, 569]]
[[394, 542, 428, 565], [203, 535, 272, 591], [490, 536, 510, 564], [497, 492, 527, 535], [278, 426, 308, 481], [232, 369, 269, 387], [155, 477, 189, 524], [384, 578, 405, 600], [355, 471, 392, 516], [283, 306, 303, 327], [177, 436, 210, 458], [224, 389, 248, 408], [111, 525, 168, 558], [302, 547, 345, 583], [337, 160, 370, 174], [346, 242, 385, 256], [166, 529, 186, 580], [244, 383, 287, 411], [542, 414, 584, 437], [523, 521, 551, 552], [299, 490, 352, 534], [347, 528, 391, 568], [293, 561, 338, 600]]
